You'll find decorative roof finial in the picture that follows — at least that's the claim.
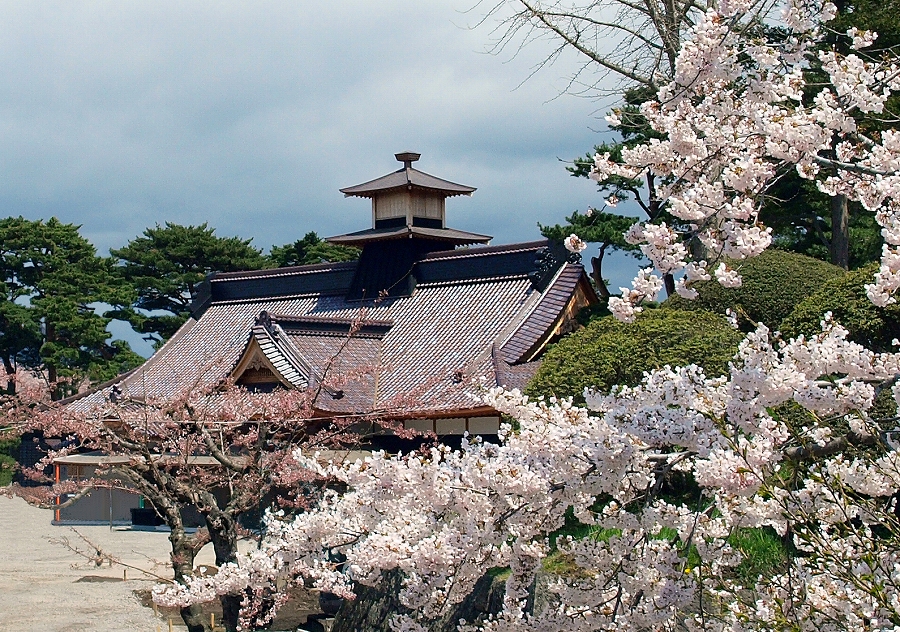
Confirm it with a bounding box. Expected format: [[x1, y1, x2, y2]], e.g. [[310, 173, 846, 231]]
[[395, 151, 421, 169]]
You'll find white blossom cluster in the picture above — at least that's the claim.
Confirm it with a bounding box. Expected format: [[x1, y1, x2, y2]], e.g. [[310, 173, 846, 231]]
[[608, 267, 664, 322], [587, 0, 900, 319], [156, 318, 900, 632], [563, 233, 588, 254]]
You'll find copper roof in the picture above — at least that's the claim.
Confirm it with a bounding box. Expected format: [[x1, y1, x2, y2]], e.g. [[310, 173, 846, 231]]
[[67, 241, 594, 419]]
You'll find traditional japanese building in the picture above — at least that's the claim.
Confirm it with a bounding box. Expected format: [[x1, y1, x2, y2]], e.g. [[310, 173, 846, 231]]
[[66, 152, 597, 443], [51, 152, 597, 524]]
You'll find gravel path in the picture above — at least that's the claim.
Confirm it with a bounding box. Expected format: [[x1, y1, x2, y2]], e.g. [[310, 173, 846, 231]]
[[0, 494, 222, 632]]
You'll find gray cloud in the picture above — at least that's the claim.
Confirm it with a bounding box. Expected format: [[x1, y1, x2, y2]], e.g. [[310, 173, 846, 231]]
[[0, 1, 641, 296]]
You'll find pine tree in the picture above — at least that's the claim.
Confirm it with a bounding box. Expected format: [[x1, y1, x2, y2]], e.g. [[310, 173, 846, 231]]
[[111, 222, 270, 344], [0, 217, 140, 398]]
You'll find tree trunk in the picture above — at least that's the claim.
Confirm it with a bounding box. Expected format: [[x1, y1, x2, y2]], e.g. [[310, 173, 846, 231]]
[[169, 530, 211, 632], [206, 511, 242, 632], [2, 357, 14, 395], [590, 244, 611, 298], [830, 193, 850, 270], [45, 322, 62, 401], [663, 273, 675, 297], [142, 484, 211, 632]]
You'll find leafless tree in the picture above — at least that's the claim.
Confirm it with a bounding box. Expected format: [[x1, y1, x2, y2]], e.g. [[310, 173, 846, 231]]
[[473, 0, 746, 98], [473, 0, 858, 270]]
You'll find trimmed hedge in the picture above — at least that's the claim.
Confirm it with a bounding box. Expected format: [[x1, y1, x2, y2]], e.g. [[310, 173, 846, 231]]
[[0, 455, 14, 487], [662, 250, 845, 330], [0, 435, 19, 487], [780, 263, 900, 352], [528, 309, 743, 401]]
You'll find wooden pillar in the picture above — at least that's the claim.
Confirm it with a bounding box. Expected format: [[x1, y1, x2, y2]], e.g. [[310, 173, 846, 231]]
[[54, 463, 60, 522]]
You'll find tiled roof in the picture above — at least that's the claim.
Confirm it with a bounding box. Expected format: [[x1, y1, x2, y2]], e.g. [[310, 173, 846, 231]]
[[339, 166, 476, 198], [499, 263, 588, 364], [492, 344, 541, 391], [249, 323, 309, 388], [327, 225, 491, 246], [67, 240, 594, 419]]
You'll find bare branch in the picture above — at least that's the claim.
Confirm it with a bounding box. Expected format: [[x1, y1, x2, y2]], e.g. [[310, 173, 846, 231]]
[[784, 430, 880, 461]]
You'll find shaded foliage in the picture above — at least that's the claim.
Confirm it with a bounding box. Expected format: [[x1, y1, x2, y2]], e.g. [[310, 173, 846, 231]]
[[268, 231, 359, 267], [756, 0, 898, 270], [528, 309, 742, 402], [761, 172, 883, 270], [780, 264, 900, 352], [0, 434, 19, 486], [0, 217, 141, 398], [662, 250, 845, 330]]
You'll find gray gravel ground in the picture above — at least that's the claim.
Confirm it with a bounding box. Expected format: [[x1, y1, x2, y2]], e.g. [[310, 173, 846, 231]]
[[0, 494, 224, 632]]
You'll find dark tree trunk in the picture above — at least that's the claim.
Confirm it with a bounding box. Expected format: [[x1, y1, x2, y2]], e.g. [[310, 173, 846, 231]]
[[169, 530, 211, 632], [830, 193, 850, 270], [138, 481, 211, 632], [2, 357, 14, 395], [45, 322, 63, 401], [663, 273, 676, 297], [206, 510, 241, 632], [645, 173, 679, 298], [591, 243, 611, 298]]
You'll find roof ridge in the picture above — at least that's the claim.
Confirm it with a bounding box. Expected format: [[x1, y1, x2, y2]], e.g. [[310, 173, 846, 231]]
[[268, 313, 394, 328], [267, 324, 318, 387], [421, 240, 549, 262], [416, 274, 530, 288], [237, 322, 311, 388], [498, 262, 583, 364], [327, 225, 491, 246], [340, 166, 476, 197], [212, 260, 357, 281]]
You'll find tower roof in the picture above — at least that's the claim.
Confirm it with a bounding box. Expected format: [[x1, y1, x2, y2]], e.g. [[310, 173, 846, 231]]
[[328, 151, 490, 249], [339, 152, 476, 198], [327, 225, 491, 247]]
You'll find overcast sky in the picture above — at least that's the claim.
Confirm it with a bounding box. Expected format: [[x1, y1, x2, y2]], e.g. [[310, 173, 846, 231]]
[[3, 1, 642, 324]]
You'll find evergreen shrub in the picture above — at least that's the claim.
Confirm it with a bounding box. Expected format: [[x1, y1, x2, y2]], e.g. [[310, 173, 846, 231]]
[[528, 309, 743, 402], [0, 435, 19, 486], [780, 263, 900, 351], [662, 250, 844, 330]]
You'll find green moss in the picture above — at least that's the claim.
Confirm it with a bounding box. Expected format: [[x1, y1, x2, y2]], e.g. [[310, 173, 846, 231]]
[[780, 263, 900, 351], [486, 567, 511, 580], [543, 524, 624, 577], [662, 250, 845, 330], [542, 552, 597, 578], [528, 309, 743, 402]]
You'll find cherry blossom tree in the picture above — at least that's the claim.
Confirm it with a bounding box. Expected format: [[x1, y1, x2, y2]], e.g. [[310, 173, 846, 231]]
[[153, 2, 900, 631], [4, 367, 410, 632], [578, 0, 900, 322], [157, 316, 900, 632]]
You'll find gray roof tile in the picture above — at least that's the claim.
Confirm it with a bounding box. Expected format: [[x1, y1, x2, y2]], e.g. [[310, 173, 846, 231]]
[[67, 243, 594, 419]]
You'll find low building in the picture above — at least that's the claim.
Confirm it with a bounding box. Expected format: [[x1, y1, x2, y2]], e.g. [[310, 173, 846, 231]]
[[57, 153, 597, 522]]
